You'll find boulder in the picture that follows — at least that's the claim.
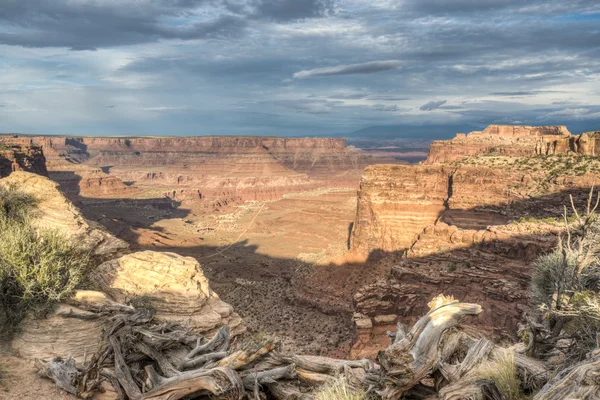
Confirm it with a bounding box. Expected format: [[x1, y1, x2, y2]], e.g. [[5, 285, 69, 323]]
[[90, 251, 244, 335], [13, 252, 244, 361]]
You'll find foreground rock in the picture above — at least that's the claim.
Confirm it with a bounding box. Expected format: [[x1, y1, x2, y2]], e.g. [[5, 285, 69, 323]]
[[91, 251, 244, 335], [13, 251, 244, 361], [0, 172, 128, 259]]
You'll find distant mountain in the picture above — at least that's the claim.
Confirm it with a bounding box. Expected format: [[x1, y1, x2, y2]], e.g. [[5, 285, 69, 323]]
[[345, 123, 485, 139]]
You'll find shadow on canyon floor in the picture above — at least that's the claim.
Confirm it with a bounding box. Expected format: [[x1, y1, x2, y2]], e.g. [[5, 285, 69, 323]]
[[64, 171, 596, 355]]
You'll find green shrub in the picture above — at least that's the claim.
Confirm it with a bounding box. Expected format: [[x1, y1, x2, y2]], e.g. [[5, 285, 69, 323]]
[[0, 184, 36, 222], [0, 219, 90, 302], [530, 250, 578, 309], [0, 186, 90, 339]]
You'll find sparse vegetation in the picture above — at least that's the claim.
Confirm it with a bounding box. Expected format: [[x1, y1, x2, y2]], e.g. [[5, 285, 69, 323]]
[[0, 185, 91, 339], [472, 352, 521, 400], [313, 378, 369, 400], [528, 188, 600, 363]]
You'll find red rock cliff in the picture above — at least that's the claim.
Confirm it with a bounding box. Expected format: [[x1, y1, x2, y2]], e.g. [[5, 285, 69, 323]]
[[0, 140, 48, 178], [7, 135, 387, 204], [349, 138, 600, 357], [426, 124, 576, 163]]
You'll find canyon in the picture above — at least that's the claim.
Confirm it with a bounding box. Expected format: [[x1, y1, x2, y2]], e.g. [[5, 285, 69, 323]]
[[2, 125, 600, 366], [350, 126, 600, 358]]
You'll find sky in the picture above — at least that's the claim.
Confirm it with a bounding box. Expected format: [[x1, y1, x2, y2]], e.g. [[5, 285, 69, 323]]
[[1, 0, 600, 138]]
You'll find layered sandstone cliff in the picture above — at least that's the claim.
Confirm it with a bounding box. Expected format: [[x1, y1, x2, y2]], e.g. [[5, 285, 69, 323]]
[[0, 142, 48, 178], [3, 135, 389, 207], [426, 124, 582, 163], [350, 126, 600, 357]]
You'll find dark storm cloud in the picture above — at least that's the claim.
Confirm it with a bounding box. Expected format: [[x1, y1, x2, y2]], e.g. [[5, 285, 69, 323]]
[[252, 0, 336, 21], [402, 0, 600, 16], [293, 60, 403, 79], [2, 0, 600, 136], [0, 0, 335, 50], [0, 1, 249, 49], [420, 100, 447, 111]]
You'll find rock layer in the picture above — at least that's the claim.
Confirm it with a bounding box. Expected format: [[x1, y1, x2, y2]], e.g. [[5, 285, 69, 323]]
[[0, 141, 48, 178], [4, 172, 244, 361], [350, 125, 600, 358], [91, 251, 244, 334], [2, 135, 393, 206], [424, 124, 596, 163]]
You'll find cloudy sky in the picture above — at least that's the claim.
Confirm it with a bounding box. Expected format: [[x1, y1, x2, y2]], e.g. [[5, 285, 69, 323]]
[[1, 0, 600, 137]]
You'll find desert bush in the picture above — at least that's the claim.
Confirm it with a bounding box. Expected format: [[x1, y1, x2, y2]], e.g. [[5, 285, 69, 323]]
[[0, 184, 36, 222], [529, 188, 600, 362], [472, 352, 521, 400], [0, 186, 91, 339], [313, 378, 369, 400]]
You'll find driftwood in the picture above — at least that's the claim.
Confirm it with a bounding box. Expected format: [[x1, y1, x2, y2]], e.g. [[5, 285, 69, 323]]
[[376, 294, 483, 399], [533, 350, 600, 400], [37, 293, 587, 400], [438, 379, 504, 400]]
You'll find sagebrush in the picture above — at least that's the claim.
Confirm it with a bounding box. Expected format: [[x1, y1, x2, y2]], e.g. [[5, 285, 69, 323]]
[[0, 185, 91, 339], [528, 188, 600, 363]]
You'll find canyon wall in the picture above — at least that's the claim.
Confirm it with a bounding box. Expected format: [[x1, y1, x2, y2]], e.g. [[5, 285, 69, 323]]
[[0, 141, 48, 178], [350, 124, 600, 358], [2, 135, 390, 207], [426, 125, 600, 163]]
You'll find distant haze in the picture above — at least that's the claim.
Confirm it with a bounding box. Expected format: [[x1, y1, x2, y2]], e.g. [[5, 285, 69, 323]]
[[1, 1, 599, 138]]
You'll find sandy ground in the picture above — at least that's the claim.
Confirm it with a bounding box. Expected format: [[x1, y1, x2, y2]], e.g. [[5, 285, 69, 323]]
[[0, 352, 76, 400]]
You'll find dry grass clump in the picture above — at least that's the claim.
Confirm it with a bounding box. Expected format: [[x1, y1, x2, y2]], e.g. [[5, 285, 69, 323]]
[[472, 352, 521, 400], [313, 378, 369, 400]]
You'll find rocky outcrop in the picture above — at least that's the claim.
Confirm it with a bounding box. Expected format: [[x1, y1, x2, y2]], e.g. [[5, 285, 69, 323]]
[[0, 142, 48, 178], [351, 158, 599, 256], [349, 129, 600, 358], [349, 164, 450, 254], [426, 124, 575, 163], [6, 172, 244, 361], [13, 250, 245, 360], [351, 221, 560, 358], [90, 251, 243, 334], [575, 131, 600, 156], [0, 172, 128, 258]]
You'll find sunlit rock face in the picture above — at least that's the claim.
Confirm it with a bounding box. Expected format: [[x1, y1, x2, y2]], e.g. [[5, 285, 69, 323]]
[[13, 250, 245, 361], [426, 124, 576, 164], [0, 172, 128, 258], [4, 135, 393, 206], [349, 126, 600, 358]]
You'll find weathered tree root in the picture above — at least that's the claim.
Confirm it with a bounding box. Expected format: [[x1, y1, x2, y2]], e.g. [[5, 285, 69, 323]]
[[36, 293, 596, 399]]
